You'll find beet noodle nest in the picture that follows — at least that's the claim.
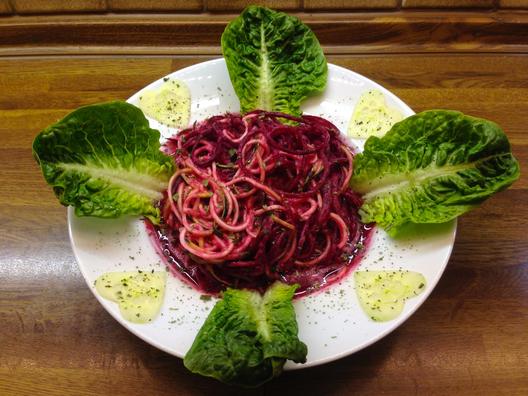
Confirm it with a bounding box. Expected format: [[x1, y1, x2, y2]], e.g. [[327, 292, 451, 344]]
[[147, 110, 372, 296]]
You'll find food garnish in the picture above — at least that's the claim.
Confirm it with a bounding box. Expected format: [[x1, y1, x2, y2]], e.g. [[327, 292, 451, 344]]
[[95, 271, 167, 323], [221, 5, 327, 116], [32, 101, 174, 223], [139, 78, 190, 128], [184, 282, 306, 387], [354, 270, 426, 322], [347, 89, 403, 139], [351, 110, 520, 236]]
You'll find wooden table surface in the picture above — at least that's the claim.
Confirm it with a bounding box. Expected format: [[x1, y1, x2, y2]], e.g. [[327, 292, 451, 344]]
[[1, 54, 527, 395]]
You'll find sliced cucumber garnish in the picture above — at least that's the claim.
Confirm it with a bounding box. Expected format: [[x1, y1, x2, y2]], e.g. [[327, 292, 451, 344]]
[[95, 271, 167, 324], [354, 270, 426, 322], [139, 78, 190, 128], [347, 90, 403, 139]]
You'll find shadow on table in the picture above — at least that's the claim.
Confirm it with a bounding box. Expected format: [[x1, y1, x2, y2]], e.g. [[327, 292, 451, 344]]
[[135, 331, 396, 395], [264, 335, 396, 395]]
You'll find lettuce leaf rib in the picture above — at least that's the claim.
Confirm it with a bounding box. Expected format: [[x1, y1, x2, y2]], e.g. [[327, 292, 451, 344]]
[[57, 162, 167, 200]]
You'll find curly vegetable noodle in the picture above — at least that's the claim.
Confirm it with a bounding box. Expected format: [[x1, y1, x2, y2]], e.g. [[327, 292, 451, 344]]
[[146, 111, 372, 296]]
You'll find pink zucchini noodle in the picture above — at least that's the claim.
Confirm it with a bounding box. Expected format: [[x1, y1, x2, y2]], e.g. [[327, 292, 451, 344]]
[[147, 110, 372, 297]]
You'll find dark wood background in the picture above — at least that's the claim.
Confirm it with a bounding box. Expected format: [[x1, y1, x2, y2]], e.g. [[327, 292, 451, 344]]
[[1, 1, 527, 395]]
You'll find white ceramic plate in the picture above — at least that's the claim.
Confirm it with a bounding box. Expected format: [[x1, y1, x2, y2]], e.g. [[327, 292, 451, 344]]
[[69, 59, 456, 369]]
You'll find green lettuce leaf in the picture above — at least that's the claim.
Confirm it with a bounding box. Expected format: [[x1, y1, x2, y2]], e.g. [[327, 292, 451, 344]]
[[221, 6, 327, 115], [32, 101, 174, 222], [350, 110, 520, 235], [184, 282, 307, 387]]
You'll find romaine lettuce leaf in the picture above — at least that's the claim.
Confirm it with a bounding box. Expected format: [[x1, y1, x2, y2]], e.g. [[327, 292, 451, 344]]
[[32, 101, 174, 222], [184, 282, 307, 387], [221, 6, 327, 115], [350, 110, 520, 235]]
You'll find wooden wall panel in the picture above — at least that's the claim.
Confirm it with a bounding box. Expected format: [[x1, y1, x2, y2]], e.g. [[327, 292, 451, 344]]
[[1, 12, 528, 57], [206, 0, 301, 11], [2, 0, 528, 15], [1, 1, 527, 57], [108, 0, 203, 12], [0, 0, 12, 14], [11, 0, 106, 14], [499, 0, 528, 7], [304, 0, 399, 10], [402, 0, 494, 7]]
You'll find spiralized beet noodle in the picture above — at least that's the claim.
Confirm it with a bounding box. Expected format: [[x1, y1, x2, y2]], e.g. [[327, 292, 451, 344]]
[[146, 110, 372, 297]]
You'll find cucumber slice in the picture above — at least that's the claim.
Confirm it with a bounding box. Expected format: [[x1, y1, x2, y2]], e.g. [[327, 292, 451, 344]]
[[95, 271, 167, 324], [354, 270, 426, 322], [139, 78, 190, 128], [347, 90, 403, 139]]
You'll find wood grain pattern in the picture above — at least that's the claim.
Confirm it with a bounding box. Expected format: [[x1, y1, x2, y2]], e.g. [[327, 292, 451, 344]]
[[304, 0, 399, 10], [0, 53, 526, 395], [500, 0, 528, 7], [2, 11, 528, 57], [108, 0, 204, 12], [0, 0, 12, 14], [207, 0, 301, 11], [11, 0, 107, 14], [402, 0, 494, 7], [1, 0, 528, 17]]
